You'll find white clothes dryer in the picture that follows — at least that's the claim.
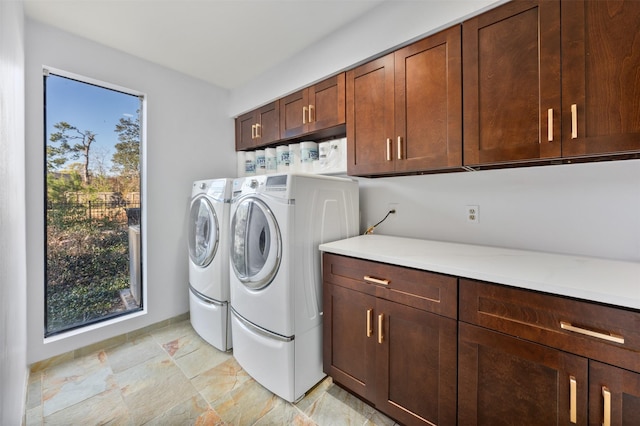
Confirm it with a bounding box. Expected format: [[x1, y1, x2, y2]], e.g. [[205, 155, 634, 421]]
[[229, 173, 359, 402], [188, 178, 233, 351]]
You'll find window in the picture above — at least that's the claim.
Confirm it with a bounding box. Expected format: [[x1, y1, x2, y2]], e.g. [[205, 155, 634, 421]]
[[44, 69, 144, 336]]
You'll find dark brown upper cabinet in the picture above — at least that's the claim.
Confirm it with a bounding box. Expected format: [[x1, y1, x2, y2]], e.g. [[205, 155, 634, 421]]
[[463, 0, 562, 166], [279, 73, 345, 140], [463, 0, 640, 167], [235, 101, 280, 151], [347, 26, 462, 176], [561, 0, 640, 158]]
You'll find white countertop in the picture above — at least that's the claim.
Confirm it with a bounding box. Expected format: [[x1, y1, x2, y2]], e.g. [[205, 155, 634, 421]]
[[319, 235, 640, 311]]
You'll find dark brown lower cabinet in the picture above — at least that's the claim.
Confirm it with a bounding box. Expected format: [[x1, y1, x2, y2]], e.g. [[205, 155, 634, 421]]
[[459, 279, 640, 426], [323, 255, 640, 425], [458, 322, 588, 425], [589, 361, 640, 426], [375, 299, 457, 426], [323, 253, 457, 426], [323, 283, 377, 402]]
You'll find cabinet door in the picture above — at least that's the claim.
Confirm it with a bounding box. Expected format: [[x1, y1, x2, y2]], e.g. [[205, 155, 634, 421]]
[[589, 361, 640, 426], [307, 73, 345, 134], [347, 53, 395, 175], [458, 322, 588, 425], [323, 283, 377, 403], [279, 89, 308, 140], [463, 0, 561, 166], [395, 25, 462, 173], [236, 110, 258, 151], [376, 299, 457, 426], [255, 101, 280, 147], [280, 74, 346, 140], [561, 0, 640, 157]]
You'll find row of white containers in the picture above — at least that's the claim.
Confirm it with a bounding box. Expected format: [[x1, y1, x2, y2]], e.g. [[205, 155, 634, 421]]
[[237, 138, 348, 177]]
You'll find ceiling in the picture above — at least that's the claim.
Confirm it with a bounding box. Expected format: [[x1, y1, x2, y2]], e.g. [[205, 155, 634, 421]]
[[23, 0, 386, 90]]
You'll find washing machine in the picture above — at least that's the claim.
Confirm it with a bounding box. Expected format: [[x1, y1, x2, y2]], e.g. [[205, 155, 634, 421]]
[[188, 178, 233, 351], [229, 173, 359, 402]]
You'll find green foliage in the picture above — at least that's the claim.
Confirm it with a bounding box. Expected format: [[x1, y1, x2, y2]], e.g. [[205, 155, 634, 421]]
[[46, 217, 133, 334], [112, 113, 140, 177], [46, 171, 83, 203]]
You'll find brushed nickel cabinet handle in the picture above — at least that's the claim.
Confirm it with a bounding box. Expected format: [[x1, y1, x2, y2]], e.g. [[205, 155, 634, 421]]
[[308, 104, 314, 123], [251, 124, 256, 139], [364, 275, 389, 286], [560, 321, 624, 344], [570, 375, 577, 424], [366, 309, 373, 337], [397, 136, 403, 160], [255, 123, 261, 138], [303, 106, 308, 124], [548, 108, 554, 142], [378, 314, 384, 344], [602, 386, 611, 426], [571, 104, 578, 139], [386, 138, 392, 161]]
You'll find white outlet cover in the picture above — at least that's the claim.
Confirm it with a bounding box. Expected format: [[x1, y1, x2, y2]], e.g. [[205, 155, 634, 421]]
[[466, 205, 479, 223]]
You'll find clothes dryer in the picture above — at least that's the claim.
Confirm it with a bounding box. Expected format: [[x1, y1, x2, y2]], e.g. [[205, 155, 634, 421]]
[[229, 173, 359, 402], [188, 178, 233, 351]]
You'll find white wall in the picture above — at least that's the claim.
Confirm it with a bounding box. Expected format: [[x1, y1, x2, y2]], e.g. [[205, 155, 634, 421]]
[[0, 0, 28, 423], [229, 0, 503, 116], [25, 20, 235, 363], [230, 0, 640, 262], [357, 161, 640, 261]]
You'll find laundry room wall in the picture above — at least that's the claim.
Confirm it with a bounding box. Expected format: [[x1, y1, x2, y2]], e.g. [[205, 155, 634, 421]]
[[0, 1, 28, 423], [25, 20, 235, 363], [229, 0, 640, 262]]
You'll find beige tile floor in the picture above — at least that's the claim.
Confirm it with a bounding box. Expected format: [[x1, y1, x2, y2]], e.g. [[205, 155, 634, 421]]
[[25, 318, 398, 425]]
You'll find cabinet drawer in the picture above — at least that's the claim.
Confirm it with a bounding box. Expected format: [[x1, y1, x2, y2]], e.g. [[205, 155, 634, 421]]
[[459, 279, 640, 373], [323, 253, 457, 319]]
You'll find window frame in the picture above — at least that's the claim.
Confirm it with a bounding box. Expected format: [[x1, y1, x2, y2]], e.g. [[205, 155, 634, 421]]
[[42, 66, 148, 338]]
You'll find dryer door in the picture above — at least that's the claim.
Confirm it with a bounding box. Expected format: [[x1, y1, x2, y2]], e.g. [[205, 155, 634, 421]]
[[188, 195, 219, 268], [230, 197, 282, 290]]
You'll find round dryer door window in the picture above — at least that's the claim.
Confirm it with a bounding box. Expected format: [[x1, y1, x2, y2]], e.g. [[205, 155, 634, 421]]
[[230, 197, 282, 290], [188, 195, 219, 268]]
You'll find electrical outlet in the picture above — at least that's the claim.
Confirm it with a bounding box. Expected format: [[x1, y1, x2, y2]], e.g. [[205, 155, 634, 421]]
[[466, 205, 479, 223], [388, 203, 399, 216]]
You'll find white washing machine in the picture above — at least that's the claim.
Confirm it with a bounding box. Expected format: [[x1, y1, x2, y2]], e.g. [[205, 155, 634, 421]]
[[188, 178, 233, 351], [229, 173, 359, 402]]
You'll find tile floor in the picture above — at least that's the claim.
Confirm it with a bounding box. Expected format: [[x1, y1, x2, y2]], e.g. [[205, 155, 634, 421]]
[[24, 318, 398, 425]]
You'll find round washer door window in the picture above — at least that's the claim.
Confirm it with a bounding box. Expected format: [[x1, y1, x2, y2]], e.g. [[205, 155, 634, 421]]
[[188, 195, 219, 268], [230, 197, 282, 290]]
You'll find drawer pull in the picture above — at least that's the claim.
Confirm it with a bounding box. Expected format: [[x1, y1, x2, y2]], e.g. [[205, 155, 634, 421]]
[[602, 386, 611, 426], [366, 308, 373, 337], [571, 104, 578, 139], [560, 321, 624, 344], [378, 313, 384, 344], [570, 375, 577, 424], [364, 275, 389, 286]]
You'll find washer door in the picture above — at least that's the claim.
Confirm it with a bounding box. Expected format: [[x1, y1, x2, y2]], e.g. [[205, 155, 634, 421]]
[[188, 195, 219, 268], [230, 197, 281, 290]]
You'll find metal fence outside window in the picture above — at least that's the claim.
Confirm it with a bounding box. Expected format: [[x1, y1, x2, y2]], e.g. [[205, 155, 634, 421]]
[[47, 200, 140, 223]]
